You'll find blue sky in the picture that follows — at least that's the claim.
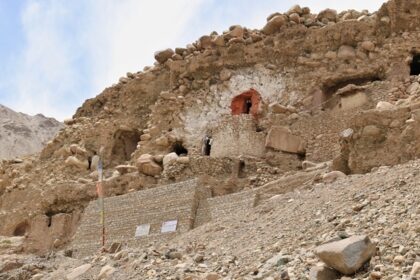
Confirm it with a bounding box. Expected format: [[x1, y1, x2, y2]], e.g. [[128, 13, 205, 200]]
[[0, 0, 386, 120]]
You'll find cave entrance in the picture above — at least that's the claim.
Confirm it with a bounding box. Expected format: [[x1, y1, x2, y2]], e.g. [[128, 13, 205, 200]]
[[111, 129, 140, 162], [410, 54, 420, 76], [13, 221, 29, 236], [172, 141, 188, 156], [230, 89, 261, 116], [319, 74, 381, 110], [203, 136, 212, 156]]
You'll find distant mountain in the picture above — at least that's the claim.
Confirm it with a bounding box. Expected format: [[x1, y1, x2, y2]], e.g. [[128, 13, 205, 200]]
[[0, 104, 63, 159]]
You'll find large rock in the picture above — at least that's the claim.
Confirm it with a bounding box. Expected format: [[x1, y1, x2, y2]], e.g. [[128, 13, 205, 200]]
[[337, 45, 356, 60], [136, 154, 162, 176], [154, 48, 174, 64], [309, 265, 339, 280], [265, 126, 305, 154], [227, 25, 244, 38], [115, 165, 137, 175], [314, 235, 376, 275], [376, 101, 395, 110], [98, 264, 116, 279], [262, 15, 287, 35], [65, 156, 89, 170], [411, 262, 420, 278], [317, 9, 337, 22], [66, 264, 92, 280], [163, 152, 179, 168]]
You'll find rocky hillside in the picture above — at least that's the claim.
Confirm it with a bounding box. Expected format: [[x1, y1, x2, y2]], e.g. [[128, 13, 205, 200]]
[[0, 105, 63, 159], [0, 0, 420, 279]]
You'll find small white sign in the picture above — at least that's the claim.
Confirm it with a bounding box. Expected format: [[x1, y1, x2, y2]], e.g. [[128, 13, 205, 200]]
[[161, 220, 178, 233], [135, 224, 150, 237]]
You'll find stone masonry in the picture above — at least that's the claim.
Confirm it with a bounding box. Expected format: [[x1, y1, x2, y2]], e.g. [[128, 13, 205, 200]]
[[71, 179, 259, 258], [72, 179, 210, 257]]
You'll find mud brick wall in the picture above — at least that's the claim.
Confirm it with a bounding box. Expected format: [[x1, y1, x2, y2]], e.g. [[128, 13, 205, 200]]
[[72, 179, 211, 258], [194, 190, 259, 227], [211, 115, 266, 158]]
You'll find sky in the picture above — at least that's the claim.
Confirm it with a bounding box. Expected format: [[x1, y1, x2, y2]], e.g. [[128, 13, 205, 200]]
[[0, 0, 387, 120]]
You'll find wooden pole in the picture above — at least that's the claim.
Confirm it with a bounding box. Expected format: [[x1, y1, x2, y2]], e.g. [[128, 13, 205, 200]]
[[97, 154, 105, 248]]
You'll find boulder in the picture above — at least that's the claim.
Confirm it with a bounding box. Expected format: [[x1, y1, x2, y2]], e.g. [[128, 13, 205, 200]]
[[337, 45, 356, 60], [411, 262, 420, 277], [228, 25, 244, 38], [155, 136, 169, 147], [205, 273, 221, 280], [136, 154, 162, 176], [322, 171, 347, 183], [317, 9, 337, 22], [177, 156, 190, 164], [360, 41, 375, 52], [69, 144, 87, 155], [289, 13, 301, 24], [199, 35, 212, 49], [115, 165, 137, 175], [154, 48, 174, 64], [376, 101, 394, 110], [220, 69, 232, 81], [262, 15, 287, 35], [287, 5, 303, 16], [98, 264, 116, 279], [65, 156, 89, 170], [314, 235, 376, 275], [309, 265, 339, 280], [66, 264, 92, 280], [265, 126, 305, 154], [163, 152, 179, 168], [212, 35, 225, 47]]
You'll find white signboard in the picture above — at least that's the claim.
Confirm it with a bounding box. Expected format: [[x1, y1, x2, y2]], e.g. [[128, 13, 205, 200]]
[[161, 220, 178, 233], [135, 224, 150, 237]]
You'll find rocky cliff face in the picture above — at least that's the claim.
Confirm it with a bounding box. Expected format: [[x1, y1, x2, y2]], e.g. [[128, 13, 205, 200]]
[[0, 1, 420, 279], [0, 105, 63, 159]]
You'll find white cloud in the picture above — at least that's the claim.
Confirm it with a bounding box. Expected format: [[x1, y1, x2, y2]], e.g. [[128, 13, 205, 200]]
[[12, 0, 77, 120], [83, 0, 205, 97]]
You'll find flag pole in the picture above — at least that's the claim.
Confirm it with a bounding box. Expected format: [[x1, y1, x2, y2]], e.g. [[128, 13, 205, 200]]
[[97, 148, 105, 249]]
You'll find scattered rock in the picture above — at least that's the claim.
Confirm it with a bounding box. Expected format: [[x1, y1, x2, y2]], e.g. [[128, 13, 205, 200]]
[[154, 49, 174, 64], [337, 45, 356, 60], [66, 264, 92, 280], [98, 264, 116, 279], [314, 235, 376, 275], [309, 265, 339, 280], [136, 154, 162, 176], [263, 15, 287, 35]]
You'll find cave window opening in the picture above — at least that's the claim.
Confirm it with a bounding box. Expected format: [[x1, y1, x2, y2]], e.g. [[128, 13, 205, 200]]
[[410, 54, 420, 76], [244, 99, 252, 114], [203, 136, 212, 156], [172, 142, 188, 156], [230, 89, 262, 116], [87, 156, 92, 170], [111, 129, 140, 162], [13, 222, 29, 236], [238, 160, 246, 178]]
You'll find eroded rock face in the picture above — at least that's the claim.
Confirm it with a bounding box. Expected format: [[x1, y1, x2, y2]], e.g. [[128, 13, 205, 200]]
[[314, 235, 376, 275], [1, 0, 420, 265]]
